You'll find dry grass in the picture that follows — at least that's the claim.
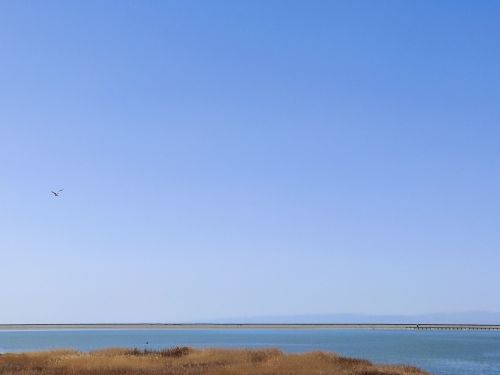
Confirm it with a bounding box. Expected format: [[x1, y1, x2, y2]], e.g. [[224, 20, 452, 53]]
[[0, 347, 428, 375]]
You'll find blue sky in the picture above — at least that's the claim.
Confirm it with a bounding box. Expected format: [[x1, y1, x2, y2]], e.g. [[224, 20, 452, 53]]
[[1, 1, 499, 323]]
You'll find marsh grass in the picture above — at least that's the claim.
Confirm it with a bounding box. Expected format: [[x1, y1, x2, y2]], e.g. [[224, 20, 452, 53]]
[[0, 347, 428, 375]]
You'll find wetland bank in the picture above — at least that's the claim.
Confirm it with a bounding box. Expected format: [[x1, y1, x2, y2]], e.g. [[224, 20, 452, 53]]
[[0, 347, 427, 375]]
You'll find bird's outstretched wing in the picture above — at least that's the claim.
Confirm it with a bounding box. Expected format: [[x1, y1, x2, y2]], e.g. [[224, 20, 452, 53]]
[[51, 191, 58, 196], [58, 189, 64, 192]]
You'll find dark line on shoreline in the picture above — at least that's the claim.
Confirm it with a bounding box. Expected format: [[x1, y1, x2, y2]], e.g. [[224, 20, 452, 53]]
[[1, 323, 499, 331]]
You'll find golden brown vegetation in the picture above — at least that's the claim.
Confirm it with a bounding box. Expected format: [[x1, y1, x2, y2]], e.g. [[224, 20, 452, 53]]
[[0, 347, 428, 375]]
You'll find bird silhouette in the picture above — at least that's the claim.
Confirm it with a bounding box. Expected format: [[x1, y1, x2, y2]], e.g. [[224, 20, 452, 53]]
[[51, 189, 64, 197]]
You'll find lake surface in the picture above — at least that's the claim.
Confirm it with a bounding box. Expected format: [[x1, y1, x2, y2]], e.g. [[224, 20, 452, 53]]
[[1, 329, 499, 375]]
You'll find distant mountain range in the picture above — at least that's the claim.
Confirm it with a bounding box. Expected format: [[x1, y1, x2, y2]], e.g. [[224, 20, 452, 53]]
[[212, 311, 500, 325]]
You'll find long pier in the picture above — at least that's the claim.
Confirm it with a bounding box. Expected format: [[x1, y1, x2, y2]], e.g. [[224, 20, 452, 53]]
[[1, 323, 499, 331]]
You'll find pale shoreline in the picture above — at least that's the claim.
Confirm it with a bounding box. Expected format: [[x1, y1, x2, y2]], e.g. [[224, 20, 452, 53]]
[[1, 323, 499, 331]]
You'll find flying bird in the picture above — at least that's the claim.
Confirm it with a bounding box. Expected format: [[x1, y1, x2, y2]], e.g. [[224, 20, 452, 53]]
[[51, 189, 64, 197]]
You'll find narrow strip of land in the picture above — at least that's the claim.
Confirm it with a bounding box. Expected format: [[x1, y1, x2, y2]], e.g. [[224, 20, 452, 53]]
[[1, 323, 499, 330]]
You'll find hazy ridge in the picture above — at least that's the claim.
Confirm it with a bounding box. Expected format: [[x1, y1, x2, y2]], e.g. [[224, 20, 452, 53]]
[[213, 311, 500, 325]]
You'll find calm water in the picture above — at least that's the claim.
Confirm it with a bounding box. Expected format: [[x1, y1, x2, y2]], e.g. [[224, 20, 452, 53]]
[[1, 329, 499, 375]]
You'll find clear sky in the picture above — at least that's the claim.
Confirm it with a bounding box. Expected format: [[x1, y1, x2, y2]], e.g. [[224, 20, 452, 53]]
[[1, 1, 499, 323]]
